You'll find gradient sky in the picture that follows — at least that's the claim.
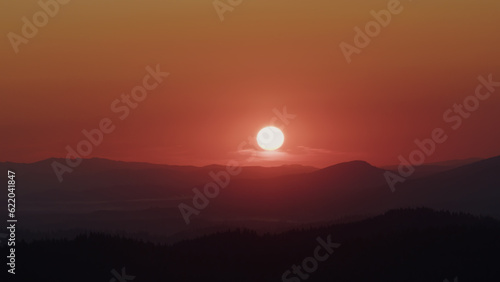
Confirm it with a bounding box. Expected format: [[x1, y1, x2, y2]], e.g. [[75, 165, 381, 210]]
[[1, 0, 500, 167]]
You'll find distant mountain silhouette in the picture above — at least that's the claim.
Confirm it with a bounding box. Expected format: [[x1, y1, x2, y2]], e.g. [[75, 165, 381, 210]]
[[206, 156, 500, 222], [1, 156, 499, 243], [205, 160, 389, 221], [382, 157, 483, 179], [395, 155, 500, 217], [0, 157, 317, 194]]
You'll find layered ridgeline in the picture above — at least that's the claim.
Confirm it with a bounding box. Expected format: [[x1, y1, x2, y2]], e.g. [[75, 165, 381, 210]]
[[0, 156, 498, 242]]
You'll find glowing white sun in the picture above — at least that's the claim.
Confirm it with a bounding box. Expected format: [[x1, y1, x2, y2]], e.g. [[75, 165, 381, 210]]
[[256, 126, 285, 151]]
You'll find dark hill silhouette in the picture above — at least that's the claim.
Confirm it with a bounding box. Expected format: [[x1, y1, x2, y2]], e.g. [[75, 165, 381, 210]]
[[3, 208, 499, 282]]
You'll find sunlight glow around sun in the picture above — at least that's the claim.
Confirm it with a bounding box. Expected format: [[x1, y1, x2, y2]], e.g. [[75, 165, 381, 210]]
[[256, 126, 285, 151]]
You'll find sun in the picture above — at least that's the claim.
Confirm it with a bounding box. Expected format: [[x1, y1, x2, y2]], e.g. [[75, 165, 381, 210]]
[[256, 126, 285, 151]]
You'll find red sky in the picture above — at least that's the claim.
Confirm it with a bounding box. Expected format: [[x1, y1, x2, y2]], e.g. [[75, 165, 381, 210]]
[[1, 0, 500, 167]]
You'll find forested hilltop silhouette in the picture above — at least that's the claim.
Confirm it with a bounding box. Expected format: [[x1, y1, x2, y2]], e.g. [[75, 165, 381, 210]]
[[3, 208, 499, 282]]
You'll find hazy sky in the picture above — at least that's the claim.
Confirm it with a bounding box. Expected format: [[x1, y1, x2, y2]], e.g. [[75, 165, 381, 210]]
[[1, 0, 500, 167]]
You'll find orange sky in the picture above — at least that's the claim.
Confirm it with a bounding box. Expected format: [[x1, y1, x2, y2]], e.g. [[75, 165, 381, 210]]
[[1, 0, 500, 167]]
